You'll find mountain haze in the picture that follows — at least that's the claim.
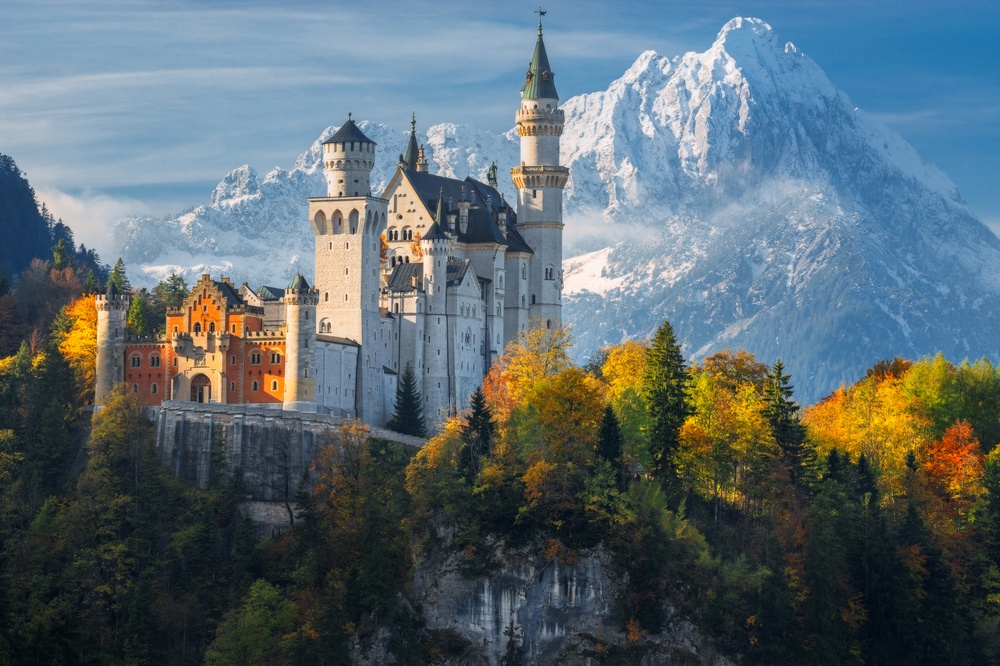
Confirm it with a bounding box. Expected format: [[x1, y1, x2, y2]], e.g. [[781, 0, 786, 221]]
[[111, 18, 1000, 403]]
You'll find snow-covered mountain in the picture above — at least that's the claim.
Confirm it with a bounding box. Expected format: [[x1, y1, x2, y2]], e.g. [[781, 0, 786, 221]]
[[112, 17, 1000, 403]]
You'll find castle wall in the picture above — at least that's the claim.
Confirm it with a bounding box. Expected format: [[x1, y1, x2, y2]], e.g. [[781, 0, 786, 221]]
[[155, 401, 424, 500]]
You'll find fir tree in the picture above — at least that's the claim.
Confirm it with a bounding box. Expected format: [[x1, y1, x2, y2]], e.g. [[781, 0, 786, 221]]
[[51, 238, 72, 270], [127, 288, 154, 336], [460, 386, 493, 482], [763, 359, 812, 485], [108, 257, 131, 293], [387, 363, 426, 437], [82, 269, 100, 295], [597, 404, 625, 488], [642, 320, 690, 493]]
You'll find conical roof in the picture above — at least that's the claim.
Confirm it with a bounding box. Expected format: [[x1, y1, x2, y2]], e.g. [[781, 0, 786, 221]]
[[105, 280, 119, 297], [403, 113, 419, 170], [422, 188, 450, 241], [521, 20, 558, 100], [324, 114, 376, 145], [286, 273, 311, 291]]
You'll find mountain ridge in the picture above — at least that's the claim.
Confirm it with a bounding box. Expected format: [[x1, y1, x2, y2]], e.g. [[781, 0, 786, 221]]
[[111, 17, 999, 403]]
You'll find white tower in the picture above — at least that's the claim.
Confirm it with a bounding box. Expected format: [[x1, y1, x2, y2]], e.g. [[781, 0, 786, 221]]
[[421, 192, 451, 424], [95, 282, 131, 406], [512, 17, 568, 328], [308, 115, 388, 424], [283, 274, 318, 412]]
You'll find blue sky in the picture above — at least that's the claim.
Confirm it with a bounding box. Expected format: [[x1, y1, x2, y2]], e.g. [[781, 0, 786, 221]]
[[1, 0, 997, 255]]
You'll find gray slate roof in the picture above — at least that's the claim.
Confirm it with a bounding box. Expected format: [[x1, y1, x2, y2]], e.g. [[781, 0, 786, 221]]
[[324, 118, 376, 146], [386, 263, 424, 293]]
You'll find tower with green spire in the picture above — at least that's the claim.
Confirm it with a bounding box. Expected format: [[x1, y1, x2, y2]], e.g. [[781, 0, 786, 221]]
[[511, 13, 568, 330]]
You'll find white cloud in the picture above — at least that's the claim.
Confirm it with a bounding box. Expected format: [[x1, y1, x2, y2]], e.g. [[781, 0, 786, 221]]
[[33, 186, 153, 260]]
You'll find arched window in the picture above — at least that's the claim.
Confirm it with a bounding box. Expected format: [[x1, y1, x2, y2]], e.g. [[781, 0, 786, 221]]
[[251, 380, 259, 392], [521, 295, 525, 307], [250, 351, 261, 365], [531, 294, 536, 304], [271, 380, 278, 391], [193, 322, 202, 334], [151, 383, 158, 395], [545, 265, 554, 280], [521, 264, 526, 279], [130, 354, 141, 368], [270, 352, 281, 364], [209, 322, 216, 332], [149, 354, 160, 368], [132, 384, 138, 393]]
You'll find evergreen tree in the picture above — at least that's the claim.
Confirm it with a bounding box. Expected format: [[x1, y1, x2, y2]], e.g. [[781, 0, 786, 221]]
[[0, 269, 8, 297], [387, 363, 426, 437], [764, 360, 812, 485], [597, 404, 625, 489], [150, 272, 188, 330], [459, 386, 493, 482], [107, 257, 130, 293], [51, 238, 72, 270], [82, 269, 100, 295], [126, 287, 154, 336], [642, 320, 691, 493]]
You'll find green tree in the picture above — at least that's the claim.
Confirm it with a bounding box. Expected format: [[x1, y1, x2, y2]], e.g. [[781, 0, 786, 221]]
[[204, 579, 297, 666], [642, 320, 691, 494], [51, 238, 72, 270], [459, 386, 493, 482], [107, 257, 130, 293], [150, 273, 188, 331], [387, 363, 426, 437], [763, 359, 811, 486], [126, 287, 154, 336], [81, 269, 100, 295]]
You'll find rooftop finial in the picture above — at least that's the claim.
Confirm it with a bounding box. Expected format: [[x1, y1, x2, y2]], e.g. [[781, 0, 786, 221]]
[[410, 111, 416, 133], [348, 111, 352, 122], [535, 6, 546, 34]]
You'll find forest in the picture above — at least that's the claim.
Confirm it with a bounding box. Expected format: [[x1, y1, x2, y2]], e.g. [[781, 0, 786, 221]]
[[1, 154, 1000, 663]]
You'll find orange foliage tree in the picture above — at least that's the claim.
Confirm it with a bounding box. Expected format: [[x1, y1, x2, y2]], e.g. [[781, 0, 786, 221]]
[[57, 296, 98, 402]]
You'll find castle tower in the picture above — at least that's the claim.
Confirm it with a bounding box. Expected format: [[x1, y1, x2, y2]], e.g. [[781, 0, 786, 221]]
[[283, 273, 319, 412], [95, 281, 131, 406], [421, 191, 451, 423], [309, 115, 388, 424], [511, 16, 568, 328]]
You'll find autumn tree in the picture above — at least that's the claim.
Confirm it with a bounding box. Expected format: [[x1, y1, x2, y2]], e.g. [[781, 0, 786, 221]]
[[56, 296, 98, 402]]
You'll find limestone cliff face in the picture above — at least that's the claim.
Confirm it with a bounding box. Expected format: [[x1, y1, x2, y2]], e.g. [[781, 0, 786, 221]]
[[405, 538, 733, 665]]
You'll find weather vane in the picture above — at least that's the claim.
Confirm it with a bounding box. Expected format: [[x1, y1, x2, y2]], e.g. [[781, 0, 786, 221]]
[[535, 6, 546, 30]]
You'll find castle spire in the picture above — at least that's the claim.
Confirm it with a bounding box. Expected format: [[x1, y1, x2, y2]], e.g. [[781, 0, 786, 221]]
[[522, 9, 557, 100], [403, 112, 419, 170]]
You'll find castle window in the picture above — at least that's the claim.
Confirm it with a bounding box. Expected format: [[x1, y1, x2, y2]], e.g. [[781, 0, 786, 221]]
[[305, 312, 309, 321], [271, 380, 278, 391], [132, 384, 138, 393], [531, 295, 536, 304], [345, 267, 349, 275], [130, 355, 141, 368], [173, 358, 178, 367], [250, 351, 261, 365], [251, 381, 258, 392], [329, 242, 333, 250], [203, 305, 207, 312], [149, 355, 160, 368], [521, 295, 525, 307], [346, 242, 350, 249], [173, 325, 178, 333], [151, 383, 158, 395], [230, 355, 236, 365], [521, 264, 526, 279], [345, 293, 349, 301], [230, 382, 236, 391], [270, 352, 280, 364], [324, 292, 329, 302], [209, 322, 216, 332], [546, 319, 552, 329], [532, 190, 537, 199]]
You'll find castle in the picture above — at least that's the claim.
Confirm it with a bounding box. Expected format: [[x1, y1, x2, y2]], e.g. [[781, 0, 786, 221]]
[[95, 19, 567, 429]]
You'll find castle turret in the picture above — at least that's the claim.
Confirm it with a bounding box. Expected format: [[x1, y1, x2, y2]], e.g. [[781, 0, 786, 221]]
[[511, 16, 568, 329], [309, 115, 388, 424], [95, 281, 131, 406], [283, 273, 319, 412], [421, 190, 451, 423]]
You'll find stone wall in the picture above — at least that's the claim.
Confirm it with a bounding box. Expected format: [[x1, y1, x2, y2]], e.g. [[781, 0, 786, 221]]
[[155, 400, 424, 500]]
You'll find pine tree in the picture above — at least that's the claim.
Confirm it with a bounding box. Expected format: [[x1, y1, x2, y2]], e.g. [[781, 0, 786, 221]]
[[642, 320, 690, 492], [764, 359, 812, 485], [387, 363, 426, 437], [460, 386, 494, 482], [108, 258, 131, 293], [51, 238, 72, 270]]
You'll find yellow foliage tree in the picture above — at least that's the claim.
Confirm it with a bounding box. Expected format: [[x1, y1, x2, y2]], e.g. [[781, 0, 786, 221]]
[[57, 296, 98, 403]]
